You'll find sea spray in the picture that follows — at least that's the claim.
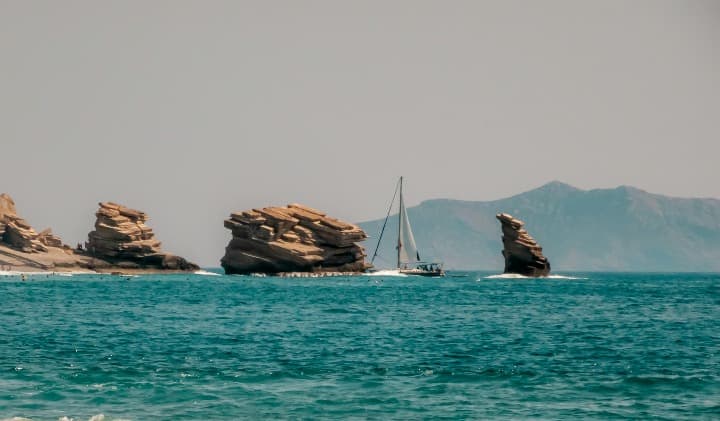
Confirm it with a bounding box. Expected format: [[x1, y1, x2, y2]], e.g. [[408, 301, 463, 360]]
[[482, 273, 587, 280]]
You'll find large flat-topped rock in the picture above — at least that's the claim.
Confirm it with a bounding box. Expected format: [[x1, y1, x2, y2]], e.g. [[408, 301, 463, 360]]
[[221, 203, 369, 274], [496, 213, 551, 277]]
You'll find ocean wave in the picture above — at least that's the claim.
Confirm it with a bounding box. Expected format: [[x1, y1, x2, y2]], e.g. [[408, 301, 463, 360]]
[[546, 274, 587, 279], [1, 416, 130, 421], [194, 270, 222, 276], [0, 271, 55, 277], [365, 270, 408, 277], [482, 273, 586, 280], [483, 273, 531, 279], [0, 270, 96, 277]]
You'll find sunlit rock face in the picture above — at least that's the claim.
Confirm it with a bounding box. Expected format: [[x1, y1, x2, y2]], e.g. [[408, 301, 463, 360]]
[[221, 203, 369, 275], [86, 202, 198, 271], [496, 213, 551, 277], [0, 193, 52, 253]]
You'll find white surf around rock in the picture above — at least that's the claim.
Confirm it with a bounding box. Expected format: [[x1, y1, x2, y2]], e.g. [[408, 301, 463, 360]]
[[194, 270, 222, 276], [0, 270, 97, 277], [365, 270, 409, 277], [482, 273, 586, 280]]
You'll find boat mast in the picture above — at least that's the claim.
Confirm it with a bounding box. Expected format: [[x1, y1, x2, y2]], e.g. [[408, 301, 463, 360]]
[[370, 177, 400, 266], [397, 176, 403, 269]]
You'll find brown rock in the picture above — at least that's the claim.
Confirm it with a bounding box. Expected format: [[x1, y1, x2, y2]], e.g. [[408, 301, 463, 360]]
[[0, 194, 49, 253], [86, 202, 198, 271], [0, 194, 198, 273], [37, 228, 64, 248], [0, 193, 18, 220], [221, 203, 370, 274], [3, 217, 47, 253], [496, 213, 551, 277]]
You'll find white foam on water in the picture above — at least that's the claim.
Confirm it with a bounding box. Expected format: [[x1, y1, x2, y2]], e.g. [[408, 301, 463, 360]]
[[546, 274, 587, 280], [365, 270, 409, 277], [0, 270, 97, 277], [65, 269, 103, 275], [482, 273, 586, 280], [0, 271, 54, 277], [0, 271, 23, 276], [194, 270, 222, 276], [484, 273, 531, 279], [58, 416, 108, 421]]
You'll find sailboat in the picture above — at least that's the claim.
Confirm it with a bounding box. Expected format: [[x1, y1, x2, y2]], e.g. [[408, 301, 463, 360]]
[[370, 176, 445, 277]]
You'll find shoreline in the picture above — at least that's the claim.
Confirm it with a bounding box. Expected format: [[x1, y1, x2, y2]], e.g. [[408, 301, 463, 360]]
[[0, 267, 209, 276], [0, 269, 376, 277]]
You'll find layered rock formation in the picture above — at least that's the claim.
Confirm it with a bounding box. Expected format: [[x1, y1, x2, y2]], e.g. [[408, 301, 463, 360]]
[[0, 193, 54, 253], [86, 202, 198, 271], [221, 203, 370, 274], [0, 194, 197, 273], [0, 193, 16, 221], [496, 213, 551, 277], [0, 193, 84, 271]]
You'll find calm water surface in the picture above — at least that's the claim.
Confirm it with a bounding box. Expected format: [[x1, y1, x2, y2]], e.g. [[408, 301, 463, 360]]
[[0, 271, 718, 420]]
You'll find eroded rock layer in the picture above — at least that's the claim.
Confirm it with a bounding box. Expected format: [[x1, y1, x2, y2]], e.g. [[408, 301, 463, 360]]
[[496, 213, 551, 277], [0, 193, 53, 253], [86, 202, 198, 271], [221, 203, 369, 274]]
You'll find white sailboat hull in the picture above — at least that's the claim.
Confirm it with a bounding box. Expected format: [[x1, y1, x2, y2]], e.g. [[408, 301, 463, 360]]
[[398, 267, 445, 277]]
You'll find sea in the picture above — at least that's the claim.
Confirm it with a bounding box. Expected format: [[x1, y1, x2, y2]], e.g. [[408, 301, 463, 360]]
[[0, 271, 718, 420]]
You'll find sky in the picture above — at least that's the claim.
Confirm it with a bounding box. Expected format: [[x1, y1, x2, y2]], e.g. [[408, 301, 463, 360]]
[[1, 0, 719, 265]]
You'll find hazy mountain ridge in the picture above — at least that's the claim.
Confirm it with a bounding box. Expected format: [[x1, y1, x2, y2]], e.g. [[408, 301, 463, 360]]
[[359, 181, 720, 271]]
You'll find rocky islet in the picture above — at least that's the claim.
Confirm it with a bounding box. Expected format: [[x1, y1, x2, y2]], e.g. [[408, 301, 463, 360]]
[[85, 202, 198, 271], [496, 212, 551, 277], [221, 203, 370, 274]]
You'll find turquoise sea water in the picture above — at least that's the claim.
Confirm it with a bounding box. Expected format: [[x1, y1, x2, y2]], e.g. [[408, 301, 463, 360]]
[[0, 271, 718, 420]]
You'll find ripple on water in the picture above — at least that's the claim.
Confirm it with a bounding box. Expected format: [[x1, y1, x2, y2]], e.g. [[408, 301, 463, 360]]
[[0, 272, 718, 419]]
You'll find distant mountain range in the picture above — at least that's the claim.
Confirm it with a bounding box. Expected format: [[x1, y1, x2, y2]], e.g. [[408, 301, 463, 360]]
[[358, 182, 720, 272]]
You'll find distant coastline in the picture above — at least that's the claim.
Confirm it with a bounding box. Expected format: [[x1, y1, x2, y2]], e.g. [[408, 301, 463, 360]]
[[359, 181, 720, 272], [2, 181, 720, 274]]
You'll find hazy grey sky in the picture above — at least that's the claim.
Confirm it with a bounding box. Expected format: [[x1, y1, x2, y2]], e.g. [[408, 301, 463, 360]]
[[2, 0, 719, 265]]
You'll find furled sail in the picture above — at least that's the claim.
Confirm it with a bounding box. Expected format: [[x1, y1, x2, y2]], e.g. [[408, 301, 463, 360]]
[[398, 191, 421, 266]]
